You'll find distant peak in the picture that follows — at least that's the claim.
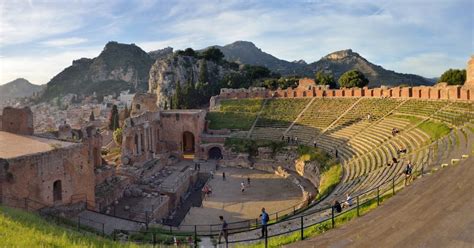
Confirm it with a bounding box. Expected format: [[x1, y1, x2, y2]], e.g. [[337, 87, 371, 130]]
[[293, 59, 307, 65], [323, 49, 360, 60], [226, 40, 257, 48]]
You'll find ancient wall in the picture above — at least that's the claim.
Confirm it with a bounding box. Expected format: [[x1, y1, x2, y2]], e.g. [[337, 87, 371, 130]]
[[130, 93, 158, 116], [1, 107, 34, 135], [121, 110, 207, 164], [215, 76, 473, 102], [466, 56, 474, 88], [1, 143, 95, 209]]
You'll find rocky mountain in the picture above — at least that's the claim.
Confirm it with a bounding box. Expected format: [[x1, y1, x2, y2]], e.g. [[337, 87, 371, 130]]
[[148, 47, 173, 60], [41, 41, 154, 101], [0, 78, 44, 101], [211, 41, 307, 76], [216, 41, 433, 87], [148, 54, 233, 108], [310, 49, 433, 87]]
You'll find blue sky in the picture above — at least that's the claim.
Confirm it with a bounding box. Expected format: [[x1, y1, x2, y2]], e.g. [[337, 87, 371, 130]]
[[0, 0, 472, 85]]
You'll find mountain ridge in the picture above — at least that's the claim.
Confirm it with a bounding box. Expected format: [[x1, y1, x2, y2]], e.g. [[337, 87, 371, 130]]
[[0, 78, 44, 101]]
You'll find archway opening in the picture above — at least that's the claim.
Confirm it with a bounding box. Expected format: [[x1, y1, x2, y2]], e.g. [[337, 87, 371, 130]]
[[182, 131, 195, 154], [208, 147, 223, 160], [53, 180, 62, 202]]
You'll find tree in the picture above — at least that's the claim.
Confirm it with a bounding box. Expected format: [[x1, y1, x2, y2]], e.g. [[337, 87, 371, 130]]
[[172, 81, 183, 109], [199, 60, 209, 83], [113, 128, 123, 145], [242, 65, 271, 79], [314, 71, 336, 88], [338, 70, 369, 88], [439, 69, 466, 85], [108, 105, 120, 131], [201, 47, 225, 62], [89, 111, 95, 121], [124, 105, 130, 119]]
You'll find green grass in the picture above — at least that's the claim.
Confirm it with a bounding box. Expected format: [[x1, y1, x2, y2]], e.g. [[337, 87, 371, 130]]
[[207, 99, 263, 130], [0, 206, 141, 247], [390, 114, 423, 124], [418, 120, 451, 141], [316, 164, 343, 201], [207, 112, 258, 130]]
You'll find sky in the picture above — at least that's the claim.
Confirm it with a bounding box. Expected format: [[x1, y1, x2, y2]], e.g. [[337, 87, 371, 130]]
[[0, 0, 472, 85]]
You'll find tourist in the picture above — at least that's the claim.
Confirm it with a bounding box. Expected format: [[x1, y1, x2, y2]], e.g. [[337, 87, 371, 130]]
[[313, 140, 317, 148], [187, 236, 193, 247], [342, 194, 353, 208], [260, 208, 269, 238], [333, 200, 342, 213], [392, 157, 398, 164], [218, 216, 228, 244], [287, 136, 291, 144], [247, 177, 251, 187], [202, 185, 210, 200], [194, 162, 198, 171], [367, 114, 371, 121], [197, 163, 201, 171], [294, 136, 298, 145], [281, 135, 285, 141], [241, 181, 245, 193], [210, 170, 214, 179], [222, 172, 226, 181], [335, 149, 339, 158], [404, 161, 413, 185], [397, 148, 407, 155]]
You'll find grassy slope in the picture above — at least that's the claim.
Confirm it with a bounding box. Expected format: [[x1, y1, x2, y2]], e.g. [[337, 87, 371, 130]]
[[207, 99, 263, 130], [316, 165, 343, 201], [0, 206, 140, 247], [418, 120, 451, 141]]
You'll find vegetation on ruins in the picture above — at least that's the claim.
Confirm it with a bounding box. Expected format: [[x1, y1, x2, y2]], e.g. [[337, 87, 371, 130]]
[[438, 69, 466, 85], [418, 120, 451, 141], [224, 138, 286, 158], [0, 206, 139, 247], [261, 76, 300, 90], [314, 71, 336, 88], [113, 127, 123, 145], [338, 69, 369, 88], [108, 104, 120, 131]]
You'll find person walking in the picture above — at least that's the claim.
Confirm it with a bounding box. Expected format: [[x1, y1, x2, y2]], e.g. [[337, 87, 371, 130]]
[[260, 208, 269, 238], [404, 161, 413, 186], [218, 216, 228, 244], [241, 181, 246, 193], [222, 172, 226, 181], [247, 177, 251, 187]]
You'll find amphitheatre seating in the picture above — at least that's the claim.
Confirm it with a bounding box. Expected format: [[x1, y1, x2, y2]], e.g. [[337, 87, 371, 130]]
[[207, 99, 263, 130], [288, 98, 357, 143], [431, 102, 474, 126], [395, 99, 449, 117], [330, 98, 401, 127], [251, 98, 310, 140]]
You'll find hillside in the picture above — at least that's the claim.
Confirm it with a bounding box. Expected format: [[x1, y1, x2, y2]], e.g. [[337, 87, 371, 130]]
[[216, 41, 433, 87], [0, 206, 138, 247], [0, 78, 43, 101], [40, 41, 154, 101]]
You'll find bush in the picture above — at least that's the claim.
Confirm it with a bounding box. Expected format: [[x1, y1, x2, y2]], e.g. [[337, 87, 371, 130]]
[[338, 70, 369, 88], [438, 69, 466, 85]]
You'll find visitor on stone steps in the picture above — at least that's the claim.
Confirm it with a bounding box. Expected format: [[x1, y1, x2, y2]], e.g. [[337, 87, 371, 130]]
[[287, 136, 291, 144], [260, 208, 269, 238], [404, 161, 413, 186], [313, 140, 317, 148], [222, 172, 226, 181], [335, 149, 339, 158], [333, 200, 342, 213], [218, 215, 228, 244], [241, 181, 245, 193], [210, 170, 214, 179], [342, 194, 353, 208], [247, 177, 251, 187]]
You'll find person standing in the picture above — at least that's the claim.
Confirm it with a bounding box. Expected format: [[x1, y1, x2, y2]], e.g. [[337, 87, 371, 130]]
[[247, 177, 251, 187], [222, 172, 226, 181], [218, 216, 228, 244], [260, 208, 269, 238], [241, 181, 246, 193]]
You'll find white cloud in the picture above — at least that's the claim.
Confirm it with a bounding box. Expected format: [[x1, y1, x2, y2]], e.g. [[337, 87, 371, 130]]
[[0, 46, 102, 85], [385, 53, 468, 78], [41, 37, 88, 47]]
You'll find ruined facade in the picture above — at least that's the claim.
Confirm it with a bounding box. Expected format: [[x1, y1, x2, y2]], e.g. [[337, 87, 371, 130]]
[[121, 110, 207, 165], [466, 56, 474, 88], [0, 107, 103, 210]]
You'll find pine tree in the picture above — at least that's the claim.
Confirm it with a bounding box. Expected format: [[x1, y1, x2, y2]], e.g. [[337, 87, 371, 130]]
[[124, 105, 130, 119], [108, 105, 120, 131], [89, 111, 95, 121], [172, 81, 182, 109]]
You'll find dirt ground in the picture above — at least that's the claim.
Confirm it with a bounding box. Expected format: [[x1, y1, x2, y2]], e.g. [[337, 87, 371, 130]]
[[286, 158, 474, 248], [180, 166, 303, 226]]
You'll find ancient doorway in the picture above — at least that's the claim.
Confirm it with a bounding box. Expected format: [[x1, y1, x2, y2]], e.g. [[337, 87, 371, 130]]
[[182, 131, 195, 154], [208, 147, 222, 160], [53, 180, 62, 202]]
